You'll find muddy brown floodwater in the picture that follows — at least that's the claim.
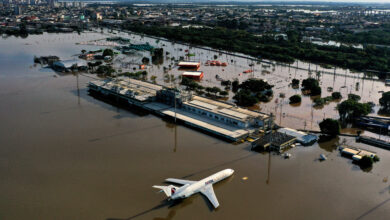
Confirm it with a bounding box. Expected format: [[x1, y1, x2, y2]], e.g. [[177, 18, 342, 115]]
[[0, 32, 389, 220]]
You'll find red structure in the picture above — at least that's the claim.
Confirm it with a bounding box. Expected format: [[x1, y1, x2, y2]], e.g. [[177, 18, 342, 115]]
[[182, 71, 204, 80], [178, 61, 200, 69]]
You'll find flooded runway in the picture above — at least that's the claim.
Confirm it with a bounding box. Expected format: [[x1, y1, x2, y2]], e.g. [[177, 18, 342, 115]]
[[0, 33, 389, 220]]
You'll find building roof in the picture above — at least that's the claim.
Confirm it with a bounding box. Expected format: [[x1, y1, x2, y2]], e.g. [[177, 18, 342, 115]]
[[182, 71, 203, 76], [252, 131, 296, 149], [184, 96, 269, 123], [53, 60, 87, 69], [178, 61, 200, 66], [188, 100, 218, 110], [341, 148, 359, 156], [217, 108, 249, 120], [89, 77, 163, 102], [193, 96, 269, 120], [278, 127, 318, 144]]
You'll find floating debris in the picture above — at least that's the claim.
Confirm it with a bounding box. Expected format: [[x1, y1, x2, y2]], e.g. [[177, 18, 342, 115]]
[[242, 177, 248, 181], [319, 154, 327, 161]]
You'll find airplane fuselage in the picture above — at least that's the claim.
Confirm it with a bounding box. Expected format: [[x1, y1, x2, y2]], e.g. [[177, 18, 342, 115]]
[[170, 169, 234, 200]]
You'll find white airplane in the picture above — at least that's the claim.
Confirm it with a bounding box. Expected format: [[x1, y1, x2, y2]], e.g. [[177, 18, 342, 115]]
[[153, 169, 234, 209]]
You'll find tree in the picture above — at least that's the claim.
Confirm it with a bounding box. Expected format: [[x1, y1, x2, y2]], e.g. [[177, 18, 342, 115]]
[[289, 94, 301, 104], [232, 78, 274, 106], [181, 77, 200, 90], [205, 87, 213, 95], [221, 80, 231, 86], [359, 156, 374, 168], [319, 118, 340, 137], [314, 98, 325, 107], [232, 79, 239, 93], [379, 91, 390, 113], [102, 49, 114, 57], [233, 89, 258, 107], [302, 78, 319, 90], [331, 92, 342, 99], [292, 78, 300, 87], [142, 57, 150, 64], [150, 75, 157, 83], [302, 78, 321, 96], [210, 87, 222, 97], [96, 65, 115, 76], [239, 78, 273, 93], [348, 94, 361, 102], [311, 86, 322, 96], [337, 99, 371, 122], [219, 90, 228, 97], [287, 30, 300, 43]]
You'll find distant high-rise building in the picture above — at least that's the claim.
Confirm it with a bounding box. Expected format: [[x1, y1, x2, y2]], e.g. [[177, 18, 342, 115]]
[[2, 0, 10, 7], [14, 5, 23, 15], [47, 0, 56, 7]]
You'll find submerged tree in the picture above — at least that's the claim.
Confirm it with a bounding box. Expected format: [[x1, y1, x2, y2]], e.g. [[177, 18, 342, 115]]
[[379, 91, 390, 114], [301, 78, 321, 96], [319, 118, 340, 137], [337, 99, 371, 122], [289, 94, 301, 104]]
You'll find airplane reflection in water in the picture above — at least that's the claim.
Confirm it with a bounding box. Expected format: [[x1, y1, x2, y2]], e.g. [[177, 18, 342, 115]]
[[153, 169, 234, 208]]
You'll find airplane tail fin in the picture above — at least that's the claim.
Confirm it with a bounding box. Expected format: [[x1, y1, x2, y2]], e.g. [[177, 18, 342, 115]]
[[153, 185, 177, 197]]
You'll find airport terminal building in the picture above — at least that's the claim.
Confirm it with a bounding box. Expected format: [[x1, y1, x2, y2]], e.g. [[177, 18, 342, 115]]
[[88, 78, 271, 141]]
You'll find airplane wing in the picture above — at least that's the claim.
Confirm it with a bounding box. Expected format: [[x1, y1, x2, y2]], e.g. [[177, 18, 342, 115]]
[[165, 178, 196, 185], [200, 185, 220, 208]]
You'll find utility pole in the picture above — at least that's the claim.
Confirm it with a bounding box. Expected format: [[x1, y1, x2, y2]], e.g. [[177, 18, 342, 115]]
[[174, 88, 177, 123]]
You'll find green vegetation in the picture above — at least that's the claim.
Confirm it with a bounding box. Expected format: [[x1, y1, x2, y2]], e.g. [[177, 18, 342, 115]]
[[358, 155, 380, 168], [102, 49, 114, 57], [348, 94, 361, 102], [313, 93, 342, 107], [331, 92, 342, 100], [89, 49, 102, 54], [142, 57, 150, 64], [291, 78, 300, 88], [118, 70, 148, 80], [359, 156, 374, 168], [337, 98, 372, 122], [379, 91, 390, 114], [122, 23, 390, 74], [233, 79, 273, 107], [152, 48, 164, 65], [221, 80, 232, 87], [313, 97, 326, 107], [205, 87, 222, 97], [219, 90, 228, 97], [319, 118, 340, 137], [181, 77, 202, 91], [96, 65, 115, 76], [232, 79, 239, 93], [301, 78, 321, 96], [150, 75, 157, 83], [233, 90, 259, 107], [332, 30, 390, 46], [289, 94, 301, 104]]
